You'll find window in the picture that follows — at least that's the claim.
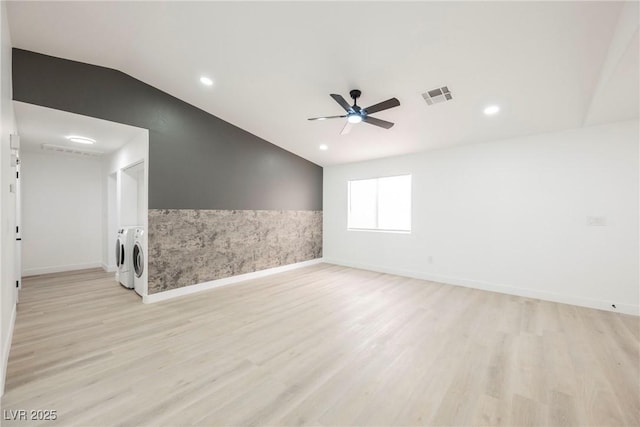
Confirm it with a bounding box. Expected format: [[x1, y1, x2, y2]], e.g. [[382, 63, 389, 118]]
[[348, 175, 411, 232]]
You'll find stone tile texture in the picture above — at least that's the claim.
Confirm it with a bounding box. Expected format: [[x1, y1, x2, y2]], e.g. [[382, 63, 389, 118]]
[[148, 209, 322, 293]]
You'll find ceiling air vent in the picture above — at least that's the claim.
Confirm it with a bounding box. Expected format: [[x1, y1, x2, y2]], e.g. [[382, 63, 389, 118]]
[[41, 144, 104, 157], [422, 86, 453, 106]]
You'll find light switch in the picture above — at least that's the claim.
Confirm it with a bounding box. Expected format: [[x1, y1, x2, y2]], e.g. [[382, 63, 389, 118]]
[[10, 134, 20, 150]]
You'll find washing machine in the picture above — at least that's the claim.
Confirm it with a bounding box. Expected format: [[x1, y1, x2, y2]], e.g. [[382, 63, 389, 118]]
[[115, 227, 135, 289], [132, 227, 146, 297]]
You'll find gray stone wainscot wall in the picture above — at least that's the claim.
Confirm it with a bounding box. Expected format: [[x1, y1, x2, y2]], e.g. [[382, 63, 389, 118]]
[[148, 209, 323, 293]]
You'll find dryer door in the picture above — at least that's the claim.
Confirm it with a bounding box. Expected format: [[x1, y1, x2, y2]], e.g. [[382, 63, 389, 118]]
[[133, 242, 144, 278], [116, 238, 122, 268]]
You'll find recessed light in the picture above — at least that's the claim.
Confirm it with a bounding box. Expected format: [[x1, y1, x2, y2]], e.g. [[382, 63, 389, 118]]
[[484, 105, 500, 115], [66, 135, 96, 144], [319, 144, 328, 151], [200, 76, 213, 86]]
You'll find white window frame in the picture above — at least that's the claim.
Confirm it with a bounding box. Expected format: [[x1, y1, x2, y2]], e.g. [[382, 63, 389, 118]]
[[347, 174, 412, 233]]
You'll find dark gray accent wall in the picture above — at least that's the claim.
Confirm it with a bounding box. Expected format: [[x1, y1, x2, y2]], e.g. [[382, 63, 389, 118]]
[[12, 49, 322, 210]]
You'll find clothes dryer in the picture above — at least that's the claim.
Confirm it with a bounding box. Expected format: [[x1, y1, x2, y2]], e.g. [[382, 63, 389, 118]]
[[132, 227, 146, 297], [115, 227, 135, 289]]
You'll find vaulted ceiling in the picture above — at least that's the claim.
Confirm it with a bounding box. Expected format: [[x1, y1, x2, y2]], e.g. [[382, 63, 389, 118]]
[[7, 1, 639, 166]]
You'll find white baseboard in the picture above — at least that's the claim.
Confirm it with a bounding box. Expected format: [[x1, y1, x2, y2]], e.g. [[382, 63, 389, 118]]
[[23, 262, 103, 277], [101, 263, 117, 273], [324, 258, 640, 316], [1, 303, 16, 397], [144, 258, 323, 304]]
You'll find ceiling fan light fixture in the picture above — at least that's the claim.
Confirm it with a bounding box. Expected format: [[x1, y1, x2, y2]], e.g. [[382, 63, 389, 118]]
[[347, 114, 362, 124]]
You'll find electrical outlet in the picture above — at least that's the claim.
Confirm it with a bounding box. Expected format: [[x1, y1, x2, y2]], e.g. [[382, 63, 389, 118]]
[[427, 256, 433, 264], [587, 216, 606, 226]]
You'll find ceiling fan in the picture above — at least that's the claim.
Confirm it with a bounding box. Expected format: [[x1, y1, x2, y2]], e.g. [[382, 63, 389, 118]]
[[308, 90, 400, 135]]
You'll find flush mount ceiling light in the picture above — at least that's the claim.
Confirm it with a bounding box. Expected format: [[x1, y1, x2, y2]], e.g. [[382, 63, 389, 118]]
[[319, 144, 328, 151], [66, 135, 96, 144], [200, 76, 213, 86], [483, 105, 500, 115]]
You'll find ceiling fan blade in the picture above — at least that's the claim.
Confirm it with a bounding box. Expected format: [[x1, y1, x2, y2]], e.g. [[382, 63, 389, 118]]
[[363, 97, 400, 115], [363, 116, 394, 129], [340, 121, 353, 135], [330, 94, 353, 112], [308, 115, 347, 121]]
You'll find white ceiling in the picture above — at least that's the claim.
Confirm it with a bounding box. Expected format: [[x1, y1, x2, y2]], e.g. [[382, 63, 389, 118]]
[[7, 2, 639, 166], [14, 101, 147, 155]]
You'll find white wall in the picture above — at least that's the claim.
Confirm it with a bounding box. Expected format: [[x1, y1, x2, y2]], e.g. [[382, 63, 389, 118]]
[[21, 151, 103, 276], [104, 130, 148, 176], [136, 166, 145, 225], [104, 173, 117, 269], [0, 0, 18, 395], [324, 120, 639, 315], [120, 162, 145, 227], [120, 167, 139, 226]]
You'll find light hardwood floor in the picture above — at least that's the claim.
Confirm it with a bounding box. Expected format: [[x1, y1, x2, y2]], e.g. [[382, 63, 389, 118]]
[[2, 264, 638, 426]]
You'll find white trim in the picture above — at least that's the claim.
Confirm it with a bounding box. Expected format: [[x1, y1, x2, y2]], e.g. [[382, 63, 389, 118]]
[[347, 228, 411, 234], [143, 258, 323, 304], [324, 258, 640, 316], [1, 303, 16, 397], [101, 263, 117, 273], [22, 262, 103, 277]]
